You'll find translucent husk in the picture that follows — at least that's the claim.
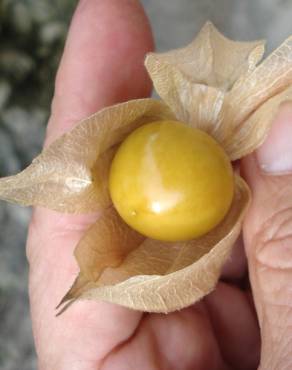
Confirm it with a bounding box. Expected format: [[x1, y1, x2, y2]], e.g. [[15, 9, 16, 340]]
[[0, 99, 175, 212], [145, 22, 292, 160], [1, 22, 292, 313], [58, 175, 249, 313]]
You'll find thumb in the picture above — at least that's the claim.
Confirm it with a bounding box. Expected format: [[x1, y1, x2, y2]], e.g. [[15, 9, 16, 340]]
[[242, 102, 292, 370]]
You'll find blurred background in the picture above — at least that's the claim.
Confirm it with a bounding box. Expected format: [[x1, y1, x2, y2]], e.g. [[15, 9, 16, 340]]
[[0, 0, 291, 369]]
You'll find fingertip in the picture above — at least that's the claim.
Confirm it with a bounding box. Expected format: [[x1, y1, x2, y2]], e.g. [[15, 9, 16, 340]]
[[256, 101, 292, 175], [242, 102, 292, 188], [47, 0, 154, 144]]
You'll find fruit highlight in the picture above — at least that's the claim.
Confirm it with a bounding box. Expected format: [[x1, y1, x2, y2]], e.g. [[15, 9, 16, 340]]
[[109, 121, 234, 241]]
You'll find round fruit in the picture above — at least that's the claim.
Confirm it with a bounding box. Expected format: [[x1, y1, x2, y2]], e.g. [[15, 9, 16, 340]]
[[109, 120, 234, 241]]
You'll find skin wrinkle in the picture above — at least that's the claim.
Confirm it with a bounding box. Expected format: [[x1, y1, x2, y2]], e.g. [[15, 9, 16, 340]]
[[249, 236, 292, 337], [260, 315, 292, 370], [264, 301, 292, 333], [280, 336, 292, 367], [146, 324, 171, 370], [242, 157, 292, 256], [252, 206, 292, 270], [101, 308, 225, 370], [242, 141, 292, 368], [100, 314, 167, 370], [99, 314, 147, 369]]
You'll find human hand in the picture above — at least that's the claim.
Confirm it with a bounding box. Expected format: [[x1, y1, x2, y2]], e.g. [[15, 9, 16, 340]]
[[26, 1, 292, 369]]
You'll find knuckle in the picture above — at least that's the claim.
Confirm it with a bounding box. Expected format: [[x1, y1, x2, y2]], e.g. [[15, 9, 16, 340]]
[[251, 208, 292, 368], [251, 208, 292, 307], [254, 207, 292, 270]]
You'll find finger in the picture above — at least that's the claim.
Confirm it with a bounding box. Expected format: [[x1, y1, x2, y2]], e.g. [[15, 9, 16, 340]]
[[27, 1, 154, 369], [242, 102, 292, 370], [221, 234, 247, 281], [102, 305, 226, 370], [221, 162, 248, 282], [205, 282, 260, 370], [46, 0, 153, 145]]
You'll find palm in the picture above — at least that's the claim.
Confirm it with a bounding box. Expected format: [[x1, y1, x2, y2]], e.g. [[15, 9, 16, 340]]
[[26, 2, 260, 369]]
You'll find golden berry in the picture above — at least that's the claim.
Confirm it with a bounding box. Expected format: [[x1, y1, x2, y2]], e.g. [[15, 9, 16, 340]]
[[109, 121, 234, 241]]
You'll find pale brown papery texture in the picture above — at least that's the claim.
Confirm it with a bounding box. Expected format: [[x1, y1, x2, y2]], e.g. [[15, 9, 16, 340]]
[[1, 22, 292, 313]]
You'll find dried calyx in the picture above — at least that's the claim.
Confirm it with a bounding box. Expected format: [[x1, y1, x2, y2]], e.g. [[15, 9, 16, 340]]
[[0, 22, 292, 313]]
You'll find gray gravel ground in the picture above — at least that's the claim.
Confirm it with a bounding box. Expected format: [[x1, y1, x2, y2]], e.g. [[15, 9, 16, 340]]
[[1, 1, 292, 369]]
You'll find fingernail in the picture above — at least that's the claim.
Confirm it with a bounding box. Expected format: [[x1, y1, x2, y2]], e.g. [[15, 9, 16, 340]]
[[256, 102, 292, 174]]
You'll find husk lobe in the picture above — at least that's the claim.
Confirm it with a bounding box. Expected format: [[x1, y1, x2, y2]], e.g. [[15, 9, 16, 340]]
[[59, 175, 250, 313]]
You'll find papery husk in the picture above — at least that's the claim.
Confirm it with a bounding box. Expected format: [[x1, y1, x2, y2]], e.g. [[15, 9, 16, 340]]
[[2, 22, 291, 315], [225, 85, 292, 159], [221, 36, 292, 159], [75, 207, 145, 281], [146, 22, 265, 92], [59, 175, 250, 313], [0, 99, 174, 212], [145, 22, 292, 161], [145, 22, 265, 136]]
